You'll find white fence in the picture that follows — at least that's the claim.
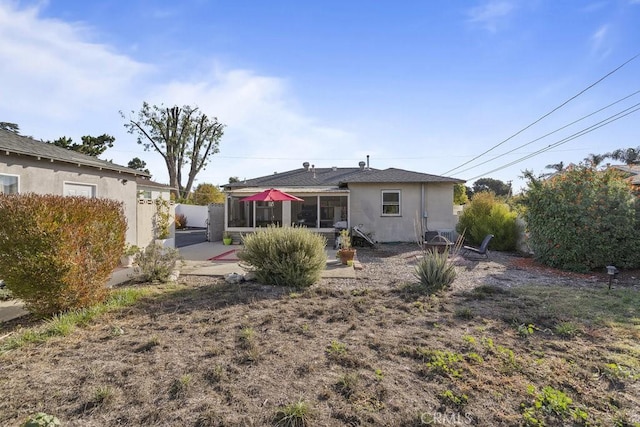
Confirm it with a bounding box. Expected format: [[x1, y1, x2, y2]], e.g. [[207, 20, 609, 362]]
[[175, 204, 208, 228]]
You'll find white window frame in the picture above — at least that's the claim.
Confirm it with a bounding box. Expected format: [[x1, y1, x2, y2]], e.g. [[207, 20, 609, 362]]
[[0, 173, 20, 194], [381, 190, 401, 216], [63, 181, 97, 198]]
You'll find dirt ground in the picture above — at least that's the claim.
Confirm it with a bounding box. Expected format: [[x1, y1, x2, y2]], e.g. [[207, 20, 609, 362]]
[[1, 244, 639, 426]]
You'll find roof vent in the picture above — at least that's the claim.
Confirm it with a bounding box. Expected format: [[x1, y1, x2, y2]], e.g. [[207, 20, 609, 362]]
[[303, 161, 310, 171], [332, 166, 337, 171], [311, 164, 316, 178], [358, 161, 366, 170]]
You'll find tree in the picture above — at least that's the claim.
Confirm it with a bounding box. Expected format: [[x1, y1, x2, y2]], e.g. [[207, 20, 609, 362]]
[[583, 153, 607, 167], [47, 134, 114, 157], [128, 157, 150, 175], [122, 102, 225, 199], [523, 164, 640, 271], [472, 178, 511, 197], [0, 122, 19, 134], [229, 176, 240, 184], [608, 147, 640, 165], [192, 183, 225, 205], [453, 183, 469, 205]]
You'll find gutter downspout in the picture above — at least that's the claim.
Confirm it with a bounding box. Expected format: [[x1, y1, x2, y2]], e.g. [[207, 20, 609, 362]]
[[421, 184, 427, 232]]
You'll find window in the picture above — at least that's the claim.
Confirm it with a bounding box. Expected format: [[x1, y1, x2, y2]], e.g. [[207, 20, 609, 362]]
[[382, 190, 401, 216], [139, 189, 153, 200], [0, 174, 19, 194], [63, 182, 96, 198]]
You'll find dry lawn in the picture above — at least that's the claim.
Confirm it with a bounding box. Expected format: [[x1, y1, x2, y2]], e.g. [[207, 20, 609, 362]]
[[1, 244, 639, 426]]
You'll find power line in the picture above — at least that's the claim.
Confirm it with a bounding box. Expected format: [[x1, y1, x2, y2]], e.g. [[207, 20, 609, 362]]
[[452, 89, 640, 175], [442, 52, 640, 176], [464, 103, 640, 181]]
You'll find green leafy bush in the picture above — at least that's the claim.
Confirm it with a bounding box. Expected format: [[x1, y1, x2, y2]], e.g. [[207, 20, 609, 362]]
[[0, 194, 126, 317], [456, 191, 518, 251], [238, 225, 327, 288], [21, 412, 61, 427], [523, 165, 640, 272], [134, 243, 182, 282], [414, 249, 456, 294]]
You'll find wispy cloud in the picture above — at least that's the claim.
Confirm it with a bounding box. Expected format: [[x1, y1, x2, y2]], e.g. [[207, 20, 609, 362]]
[[590, 24, 612, 57], [0, 2, 357, 184], [467, 0, 516, 33]]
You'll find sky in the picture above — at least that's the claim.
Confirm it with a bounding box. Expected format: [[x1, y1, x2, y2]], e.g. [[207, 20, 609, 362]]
[[1, 0, 639, 193]]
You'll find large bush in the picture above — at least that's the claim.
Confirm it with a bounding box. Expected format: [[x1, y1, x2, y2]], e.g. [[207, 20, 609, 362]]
[[238, 226, 327, 288], [0, 194, 126, 316], [523, 165, 640, 272], [456, 192, 518, 251]]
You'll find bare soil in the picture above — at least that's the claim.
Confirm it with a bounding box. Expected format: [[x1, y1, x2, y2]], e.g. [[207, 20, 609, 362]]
[[1, 244, 639, 426]]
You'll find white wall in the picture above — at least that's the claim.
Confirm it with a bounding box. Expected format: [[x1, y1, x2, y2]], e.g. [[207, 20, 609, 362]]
[[349, 182, 458, 243], [175, 204, 208, 228]]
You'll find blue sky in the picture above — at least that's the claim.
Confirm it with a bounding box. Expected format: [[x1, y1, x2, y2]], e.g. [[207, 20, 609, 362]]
[[1, 0, 639, 192]]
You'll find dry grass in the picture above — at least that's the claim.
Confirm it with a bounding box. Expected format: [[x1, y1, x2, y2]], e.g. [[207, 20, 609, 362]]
[[1, 245, 639, 426]]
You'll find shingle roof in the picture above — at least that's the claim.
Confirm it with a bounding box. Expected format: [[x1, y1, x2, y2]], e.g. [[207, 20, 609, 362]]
[[611, 164, 640, 185], [343, 168, 464, 184], [225, 166, 464, 189], [0, 129, 150, 177]]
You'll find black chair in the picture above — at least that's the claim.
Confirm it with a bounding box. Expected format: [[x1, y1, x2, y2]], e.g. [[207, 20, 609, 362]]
[[461, 234, 494, 259]]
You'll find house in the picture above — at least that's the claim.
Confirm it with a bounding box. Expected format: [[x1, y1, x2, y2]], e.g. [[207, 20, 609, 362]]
[[0, 128, 155, 245], [222, 160, 464, 243], [610, 164, 640, 186]]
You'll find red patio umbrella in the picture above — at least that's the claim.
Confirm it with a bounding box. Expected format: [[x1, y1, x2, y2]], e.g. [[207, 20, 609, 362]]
[[239, 188, 304, 202]]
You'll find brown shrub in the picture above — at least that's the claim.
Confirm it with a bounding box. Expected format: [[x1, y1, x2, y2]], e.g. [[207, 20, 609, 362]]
[[0, 193, 126, 316]]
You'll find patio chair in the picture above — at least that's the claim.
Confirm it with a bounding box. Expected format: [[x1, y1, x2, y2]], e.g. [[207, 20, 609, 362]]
[[461, 234, 494, 259]]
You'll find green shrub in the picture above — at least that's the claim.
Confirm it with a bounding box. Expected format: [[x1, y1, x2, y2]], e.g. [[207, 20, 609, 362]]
[[0, 194, 126, 317], [21, 412, 61, 427], [523, 165, 640, 271], [273, 400, 312, 427], [456, 191, 518, 251], [134, 244, 182, 282], [414, 250, 456, 295], [237, 226, 326, 288]]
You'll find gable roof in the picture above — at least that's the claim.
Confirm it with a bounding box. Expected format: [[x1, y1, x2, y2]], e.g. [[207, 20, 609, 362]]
[[225, 165, 464, 189], [0, 129, 151, 177]]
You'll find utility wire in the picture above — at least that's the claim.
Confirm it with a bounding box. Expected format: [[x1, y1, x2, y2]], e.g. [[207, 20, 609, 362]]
[[442, 52, 640, 175], [453, 89, 640, 175], [464, 104, 640, 181]]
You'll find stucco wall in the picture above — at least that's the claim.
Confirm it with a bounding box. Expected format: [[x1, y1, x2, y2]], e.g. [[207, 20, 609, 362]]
[[1, 155, 139, 243], [348, 182, 458, 243]]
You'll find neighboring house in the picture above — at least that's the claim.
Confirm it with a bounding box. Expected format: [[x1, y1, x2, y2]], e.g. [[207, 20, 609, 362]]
[[610, 164, 640, 186], [0, 129, 152, 245], [222, 160, 464, 243]]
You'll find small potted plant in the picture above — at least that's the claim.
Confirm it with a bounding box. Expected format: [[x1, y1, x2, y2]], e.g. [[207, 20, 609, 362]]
[[337, 229, 356, 265], [223, 231, 233, 245], [121, 244, 140, 268]]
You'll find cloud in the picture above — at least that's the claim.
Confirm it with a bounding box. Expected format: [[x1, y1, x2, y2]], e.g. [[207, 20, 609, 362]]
[[0, 2, 150, 124], [141, 67, 359, 184], [0, 2, 358, 186], [467, 0, 516, 32], [590, 24, 611, 57]]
